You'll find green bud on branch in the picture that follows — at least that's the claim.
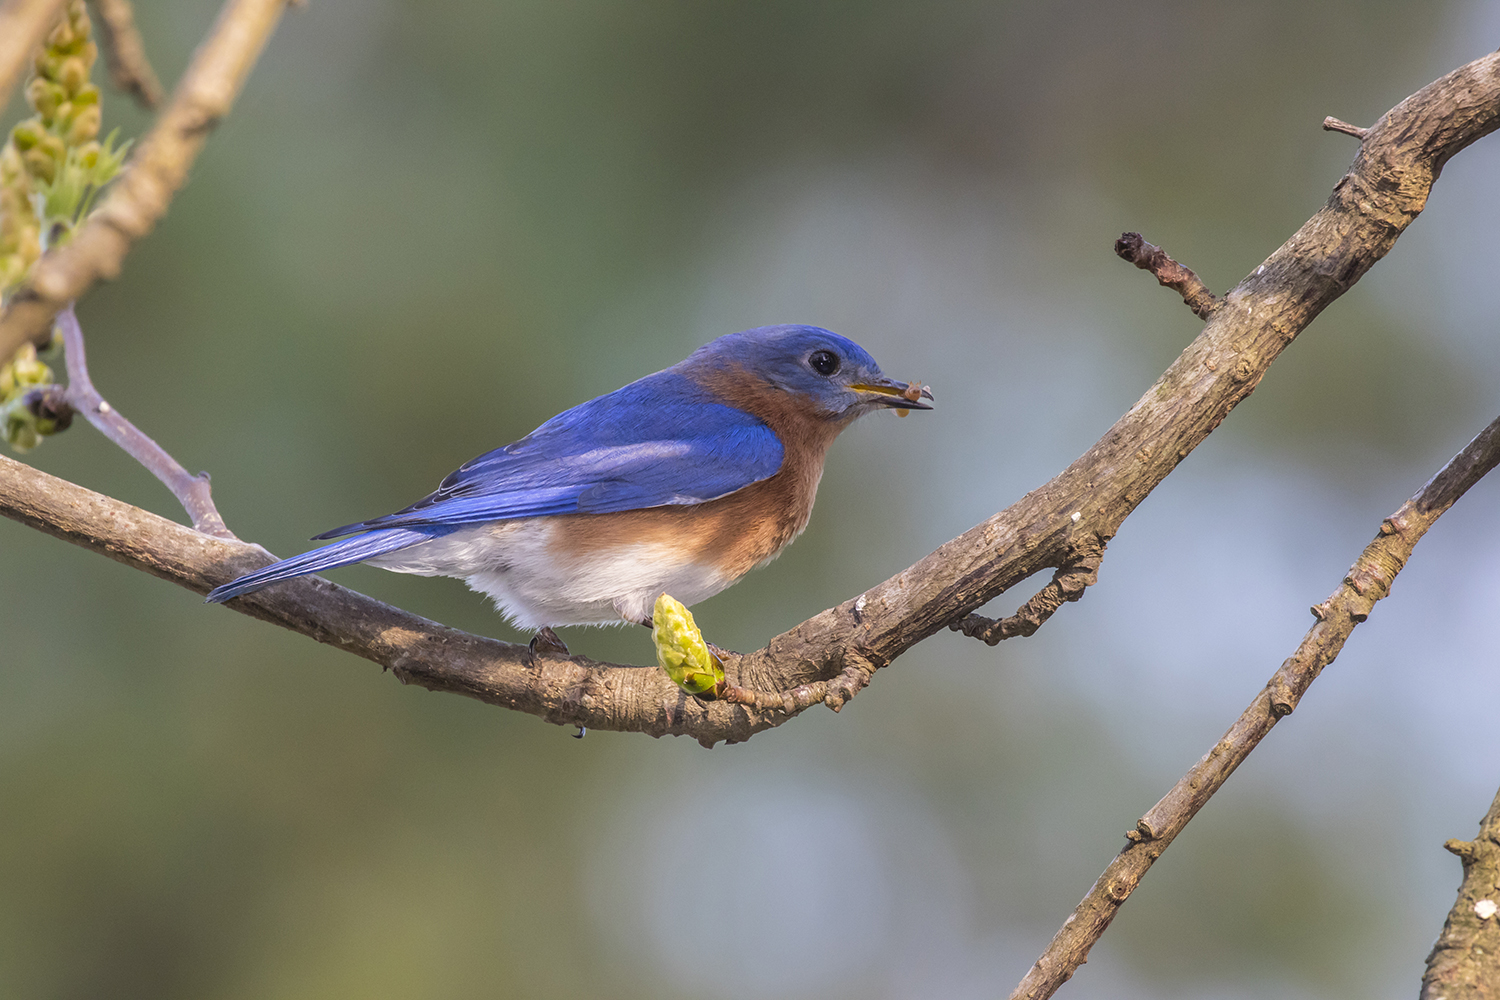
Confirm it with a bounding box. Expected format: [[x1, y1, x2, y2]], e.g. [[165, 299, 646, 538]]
[[652, 593, 725, 696]]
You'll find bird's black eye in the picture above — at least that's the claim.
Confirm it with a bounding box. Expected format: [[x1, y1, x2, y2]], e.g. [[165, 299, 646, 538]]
[[808, 349, 840, 377]]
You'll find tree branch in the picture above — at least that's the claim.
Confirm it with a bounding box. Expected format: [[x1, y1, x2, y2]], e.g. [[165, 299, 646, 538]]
[[1, 51, 1497, 748], [0, 0, 294, 361], [1322, 116, 1370, 139], [1009, 412, 1500, 1000], [0, 454, 755, 746], [0, 0, 67, 111], [948, 538, 1101, 645], [90, 0, 162, 109], [1422, 786, 1500, 999], [53, 303, 233, 536], [1113, 232, 1221, 319]]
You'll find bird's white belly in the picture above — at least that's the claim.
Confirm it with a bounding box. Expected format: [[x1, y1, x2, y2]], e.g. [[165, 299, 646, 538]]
[[365, 519, 734, 630]]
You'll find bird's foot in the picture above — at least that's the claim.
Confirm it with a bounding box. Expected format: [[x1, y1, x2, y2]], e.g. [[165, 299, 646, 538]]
[[529, 626, 570, 658]]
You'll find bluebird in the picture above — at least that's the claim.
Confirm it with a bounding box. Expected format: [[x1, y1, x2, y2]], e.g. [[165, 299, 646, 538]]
[[206, 325, 932, 653]]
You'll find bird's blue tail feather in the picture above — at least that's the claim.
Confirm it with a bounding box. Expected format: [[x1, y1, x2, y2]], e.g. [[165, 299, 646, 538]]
[[205, 526, 455, 604]]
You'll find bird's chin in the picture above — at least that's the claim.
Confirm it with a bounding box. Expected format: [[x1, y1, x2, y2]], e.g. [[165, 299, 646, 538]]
[[836, 400, 901, 422]]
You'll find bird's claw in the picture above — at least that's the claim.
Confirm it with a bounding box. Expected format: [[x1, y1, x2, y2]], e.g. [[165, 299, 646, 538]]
[[530, 626, 570, 658]]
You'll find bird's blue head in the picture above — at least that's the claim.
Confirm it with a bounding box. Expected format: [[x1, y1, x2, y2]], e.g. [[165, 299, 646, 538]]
[[679, 325, 933, 420]]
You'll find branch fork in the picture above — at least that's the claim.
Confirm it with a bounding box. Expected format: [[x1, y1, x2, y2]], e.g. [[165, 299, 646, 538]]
[[54, 305, 232, 536]]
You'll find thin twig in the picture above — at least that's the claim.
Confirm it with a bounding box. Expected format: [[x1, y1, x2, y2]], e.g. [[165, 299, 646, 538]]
[[1323, 116, 1370, 139], [0, 0, 294, 361], [1114, 232, 1221, 319], [1422, 786, 1500, 998], [55, 304, 233, 537], [1009, 414, 1500, 1000], [90, 0, 162, 108], [0, 0, 67, 110], [949, 539, 1102, 645]]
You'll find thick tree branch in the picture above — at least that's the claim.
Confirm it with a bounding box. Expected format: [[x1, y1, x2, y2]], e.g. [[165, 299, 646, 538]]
[[1423, 786, 1500, 999], [2, 52, 1498, 748], [0, 454, 759, 747], [0, 0, 67, 110], [90, 0, 162, 109], [1010, 413, 1500, 1000], [0, 0, 293, 361]]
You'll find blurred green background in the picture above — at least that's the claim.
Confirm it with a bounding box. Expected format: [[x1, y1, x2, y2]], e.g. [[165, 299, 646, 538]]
[[4, 1, 1500, 997]]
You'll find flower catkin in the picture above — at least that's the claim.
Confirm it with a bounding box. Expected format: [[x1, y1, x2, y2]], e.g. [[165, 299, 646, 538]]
[[1, 0, 103, 298]]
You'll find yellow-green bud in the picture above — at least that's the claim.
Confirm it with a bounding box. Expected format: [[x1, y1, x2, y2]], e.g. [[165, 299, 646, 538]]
[[58, 55, 89, 93], [46, 19, 77, 53], [1, 144, 39, 266], [26, 78, 63, 118], [0, 346, 62, 452], [0, 343, 54, 399], [22, 147, 58, 184], [64, 104, 100, 145], [651, 593, 724, 696], [11, 122, 41, 152], [36, 52, 61, 81], [4, 403, 43, 451], [43, 2, 91, 56]]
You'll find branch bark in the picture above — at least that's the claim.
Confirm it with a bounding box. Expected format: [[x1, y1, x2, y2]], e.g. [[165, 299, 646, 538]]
[[90, 0, 162, 108], [1009, 412, 1500, 1000], [1423, 786, 1500, 999], [0, 0, 293, 361], [2, 50, 1499, 749], [0, 0, 67, 111]]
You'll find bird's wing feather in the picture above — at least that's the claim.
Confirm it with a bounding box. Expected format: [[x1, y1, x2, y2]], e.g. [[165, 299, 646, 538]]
[[313, 373, 783, 538], [204, 526, 454, 603]]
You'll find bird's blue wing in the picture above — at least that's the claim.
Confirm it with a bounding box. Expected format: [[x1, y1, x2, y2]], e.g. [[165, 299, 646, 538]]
[[313, 371, 783, 538]]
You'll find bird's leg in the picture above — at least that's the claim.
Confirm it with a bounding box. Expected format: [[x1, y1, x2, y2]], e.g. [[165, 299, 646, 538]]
[[529, 626, 570, 657]]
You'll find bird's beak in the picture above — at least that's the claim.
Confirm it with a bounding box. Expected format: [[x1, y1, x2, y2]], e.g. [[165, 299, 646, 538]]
[[849, 376, 935, 411]]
